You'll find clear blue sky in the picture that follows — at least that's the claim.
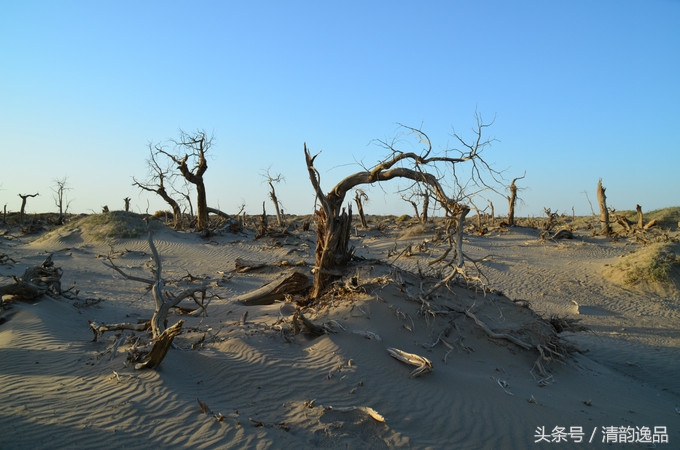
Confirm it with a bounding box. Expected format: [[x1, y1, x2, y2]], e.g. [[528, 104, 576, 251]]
[[2, 1, 678, 218]]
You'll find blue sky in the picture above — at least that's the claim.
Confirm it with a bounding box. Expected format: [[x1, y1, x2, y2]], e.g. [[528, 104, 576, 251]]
[[1, 1, 678, 218]]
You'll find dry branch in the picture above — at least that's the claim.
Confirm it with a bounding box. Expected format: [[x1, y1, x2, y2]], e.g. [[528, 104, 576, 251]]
[[0, 254, 62, 301], [234, 271, 309, 306], [134, 320, 184, 370], [464, 310, 532, 350], [88, 320, 150, 342], [387, 347, 433, 378]]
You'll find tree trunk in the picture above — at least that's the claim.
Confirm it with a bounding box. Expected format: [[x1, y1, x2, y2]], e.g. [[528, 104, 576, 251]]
[[507, 183, 517, 226], [354, 195, 368, 228], [195, 183, 209, 235], [597, 178, 610, 235], [311, 203, 353, 298], [269, 182, 283, 226], [455, 208, 469, 268], [636, 204, 644, 229], [421, 194, 429, 223]]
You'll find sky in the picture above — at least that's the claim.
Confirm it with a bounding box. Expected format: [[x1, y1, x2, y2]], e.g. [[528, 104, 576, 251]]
[[1, 0, 678, 218]]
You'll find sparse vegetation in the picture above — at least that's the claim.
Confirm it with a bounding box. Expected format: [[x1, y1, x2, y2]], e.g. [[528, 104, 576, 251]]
[[607, 242, 680, 286]]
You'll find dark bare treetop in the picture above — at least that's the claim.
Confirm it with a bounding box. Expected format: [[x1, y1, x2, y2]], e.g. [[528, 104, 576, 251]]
[[155, 130, 213, 235], [51, 177, 72, 224]]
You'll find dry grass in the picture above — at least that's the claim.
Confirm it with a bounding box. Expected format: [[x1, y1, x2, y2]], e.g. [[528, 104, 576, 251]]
[[605, 242, 680, 286]]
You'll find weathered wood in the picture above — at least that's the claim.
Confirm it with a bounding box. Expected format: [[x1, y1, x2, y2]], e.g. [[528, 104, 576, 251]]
[[597, 179, 610, 235], [234, 258, 266, 273], [234, 271, 309, 306], [0, 254, 62, 301], [134, 320, 184, 370], [636, 204, 644, 229], [88, 320, 150, 342], [551, 229, 574, 240]]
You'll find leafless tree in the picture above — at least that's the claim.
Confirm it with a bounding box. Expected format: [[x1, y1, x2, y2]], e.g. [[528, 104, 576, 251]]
[[133, 144, 184, 229], [304, 114, 500, 298], [156, 130, 212, 236], [262, 169, 285, 226], [18, 192, 39, 225], [597, 178, 611, 235], [354, 189, 369, 228], [506, 172, 525, 226], [51, 177, 72, 224], [402, 189, 430, 224]]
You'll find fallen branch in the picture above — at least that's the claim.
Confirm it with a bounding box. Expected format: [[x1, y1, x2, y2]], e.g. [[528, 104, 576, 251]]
[[331, 406, 386, 423], [88, 320, 150, 342], [464, 310, 532, 350], [234, 271, 309, 306], [0, 254, 62, 301], [387, 347, 433, 378], [134, 320, 184, 370]]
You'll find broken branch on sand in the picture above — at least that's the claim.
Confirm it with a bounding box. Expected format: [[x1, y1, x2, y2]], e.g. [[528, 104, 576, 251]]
[[88, 320, 150, 342], [233, 271, 309, 306], [464, 310, 532, 350], [387, 347, 433, 378], [0, 254, 62, 301], [134, 320, 184, 370], [331, 406, 386, 423]]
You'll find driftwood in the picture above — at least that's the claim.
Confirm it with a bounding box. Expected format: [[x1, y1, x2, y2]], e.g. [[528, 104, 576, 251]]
[[292, 311, 326, 336], [234, 258, 266, 273], [234, 271, 309, 306], [0, 254, 62, 301], [551, 229, 573, 240], [88, 320, 150, 342], [134, 320, 184, 370], [387, 347, 433, 378]]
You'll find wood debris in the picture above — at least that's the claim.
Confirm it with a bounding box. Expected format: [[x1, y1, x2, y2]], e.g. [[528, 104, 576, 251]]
[[387, 347, 433, 378]]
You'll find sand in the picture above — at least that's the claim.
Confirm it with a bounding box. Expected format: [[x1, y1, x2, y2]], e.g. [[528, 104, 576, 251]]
[[1, 214, 679, 449]]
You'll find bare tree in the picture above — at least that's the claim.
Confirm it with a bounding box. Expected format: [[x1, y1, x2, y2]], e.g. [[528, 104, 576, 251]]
[[18, 192, 39, 226], [506, 172, 525, 226], [402, 189, 430, 224], [262, 169, 285, 226], [103, 230, 210, 338], [51, 177, 72, 224], [304, 115, 500, 298], [156, 130, 212, 236], [597, 178, 611, 235], [133, 144, 183, 229], [354, 189, 369, 228]]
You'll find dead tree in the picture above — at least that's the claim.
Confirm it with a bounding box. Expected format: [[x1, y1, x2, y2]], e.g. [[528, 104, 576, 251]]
[[636, 204, 644, 229], [157, 130, 212, 236], [402, 190, 430, 224], [18, 192, 39, 225], [304, 116, 499, 298], [51, 177, 72, 224], [103, 230, 210, 338], [354, 189, 369, 228], [262, 169, 285, 226], [506, 172, 525, 226], [133, 145, 184, 229], [597, 178, 611, 235]]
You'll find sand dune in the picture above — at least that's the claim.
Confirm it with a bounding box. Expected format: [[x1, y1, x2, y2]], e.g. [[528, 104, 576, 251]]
[[1, 215, 679, 448]]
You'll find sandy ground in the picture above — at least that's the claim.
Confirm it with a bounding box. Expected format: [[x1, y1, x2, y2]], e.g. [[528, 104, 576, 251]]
[[1, 215, 679, 449]]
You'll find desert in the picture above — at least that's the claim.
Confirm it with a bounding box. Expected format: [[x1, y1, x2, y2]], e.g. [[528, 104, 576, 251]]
[[1, 208, 679, 449]]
